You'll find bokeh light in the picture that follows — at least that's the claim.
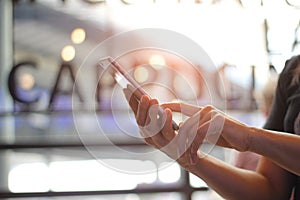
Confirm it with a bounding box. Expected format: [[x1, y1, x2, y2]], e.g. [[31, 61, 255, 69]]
[[61, 45, 76, 62], [133, 66, 149, 83], [149, 55, 165, 70], [158, 162, 181, 184], [19, 73, 35, 90], [71, 28, 86, 44]]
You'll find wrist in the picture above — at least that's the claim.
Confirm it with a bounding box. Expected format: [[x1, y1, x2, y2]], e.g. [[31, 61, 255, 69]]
[[185, 151, 205, 172], [246, 126, 261, 152]]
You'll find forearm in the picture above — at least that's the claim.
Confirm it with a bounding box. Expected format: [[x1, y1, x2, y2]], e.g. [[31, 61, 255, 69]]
[[249, 127, 300, 175], [188, 153, 273, 200]]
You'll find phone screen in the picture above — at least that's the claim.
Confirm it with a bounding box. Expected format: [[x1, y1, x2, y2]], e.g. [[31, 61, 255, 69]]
[[98, 57, 179, 130], [98, 57, 147, 99]]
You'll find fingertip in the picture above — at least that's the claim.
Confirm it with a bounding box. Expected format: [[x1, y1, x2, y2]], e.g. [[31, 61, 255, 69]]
[[164, 108, 172, 119], [164, 107, 171, 113], [122, 87, 129, 95], [140, 95, 150, 103], [149, 98, 159, 105]]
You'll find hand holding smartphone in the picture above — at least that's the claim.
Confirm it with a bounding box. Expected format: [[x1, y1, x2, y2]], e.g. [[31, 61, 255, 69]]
[[98, 57, 179, 130]]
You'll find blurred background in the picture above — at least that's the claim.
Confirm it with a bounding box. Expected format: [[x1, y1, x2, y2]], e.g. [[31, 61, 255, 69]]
[[0, 0, 300, 199]]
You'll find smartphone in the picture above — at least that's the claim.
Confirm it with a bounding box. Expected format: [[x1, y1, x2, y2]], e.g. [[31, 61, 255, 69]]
[[98, 57, 179, 131]]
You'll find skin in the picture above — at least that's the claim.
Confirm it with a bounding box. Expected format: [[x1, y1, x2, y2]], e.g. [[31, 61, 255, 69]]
[[123, 87, 299, 200]]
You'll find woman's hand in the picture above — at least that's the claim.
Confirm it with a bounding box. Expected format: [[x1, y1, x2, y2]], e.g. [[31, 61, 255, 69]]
[[123, 86, 173, 149], [123, 86, 251, 168], [167, 103, 252, 153], [123, 86, 204, 170]]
